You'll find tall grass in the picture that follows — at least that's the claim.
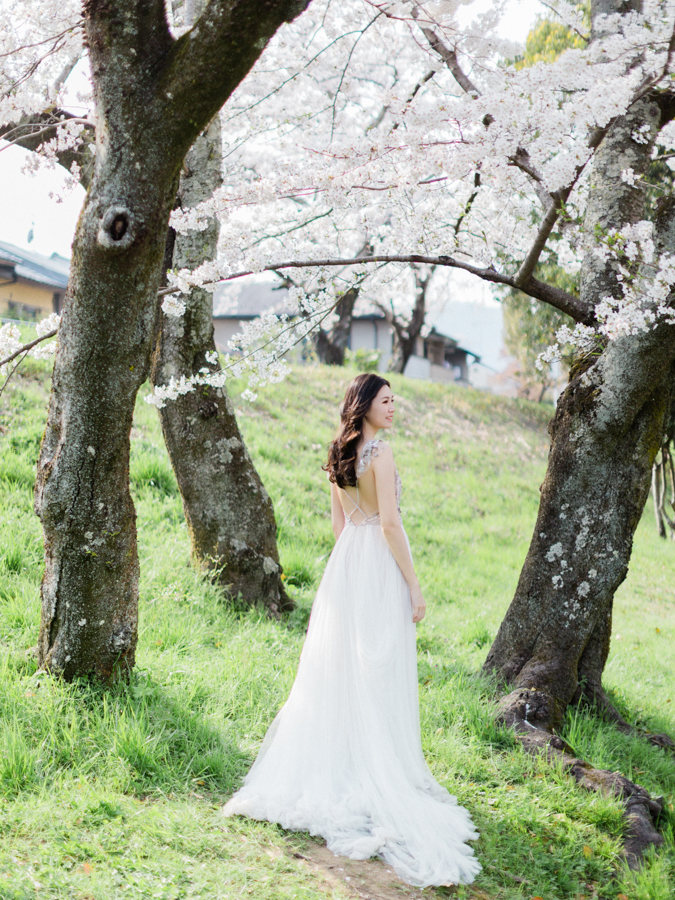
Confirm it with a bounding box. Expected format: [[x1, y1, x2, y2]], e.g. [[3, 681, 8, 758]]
[[0, 364, 673, 899]]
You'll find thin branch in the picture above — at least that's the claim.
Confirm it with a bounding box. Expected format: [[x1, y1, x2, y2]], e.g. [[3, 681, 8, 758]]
[[540, 1, 589, 42], [419, 27, 480, 97], [222, 28, 371, 124], [0, 330, 57, 370], [507, 148, 553, 210], [0, 24, 82, 61], [514, 186, 573, 287], [453, 170, 480, 236], [390, 68, 436, 133], [0, 352, 30, 402], [243, 208, 334, 250], [329, 13, 383, 142]]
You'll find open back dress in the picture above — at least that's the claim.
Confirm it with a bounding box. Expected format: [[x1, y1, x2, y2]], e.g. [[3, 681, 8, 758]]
[[223, 439, 481, 887]]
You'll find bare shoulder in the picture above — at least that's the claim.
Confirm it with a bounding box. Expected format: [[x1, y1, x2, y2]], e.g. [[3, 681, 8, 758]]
[[370, 441, 395, 467]]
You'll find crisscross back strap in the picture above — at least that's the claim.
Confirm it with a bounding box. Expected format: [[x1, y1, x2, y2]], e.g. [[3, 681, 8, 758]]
[[341, 484, 368, 523]]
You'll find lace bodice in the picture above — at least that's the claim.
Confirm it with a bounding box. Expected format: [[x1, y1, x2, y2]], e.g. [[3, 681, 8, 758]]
[[342, 439, 401, 526], [356, 439, 402, 504]]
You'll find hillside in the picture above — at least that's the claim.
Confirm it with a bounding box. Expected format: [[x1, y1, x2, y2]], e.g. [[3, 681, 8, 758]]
[[0, 363, 673, 900]]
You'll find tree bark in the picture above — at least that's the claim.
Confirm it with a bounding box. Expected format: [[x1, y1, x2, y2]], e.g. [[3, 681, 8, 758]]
[[381, 265, 433, 374], [314, 287, 358, 365], [485, 89, 672, 719], [484, 327, 675, 724], [482, 77, 675, 860], [152, 116, 290, 613], [34, 0, 309, 679]]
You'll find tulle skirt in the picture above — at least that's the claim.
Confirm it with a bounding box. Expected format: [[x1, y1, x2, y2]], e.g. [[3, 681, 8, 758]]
[[223, 519, 481, 887]]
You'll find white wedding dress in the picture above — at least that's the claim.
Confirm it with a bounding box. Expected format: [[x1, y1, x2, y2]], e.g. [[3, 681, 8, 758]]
[[223, 439, 481, 887]]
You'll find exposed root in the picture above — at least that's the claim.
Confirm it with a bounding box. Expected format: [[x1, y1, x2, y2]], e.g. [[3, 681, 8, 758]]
[[576, 683, 675, 756], [498, 688, 665, 869]]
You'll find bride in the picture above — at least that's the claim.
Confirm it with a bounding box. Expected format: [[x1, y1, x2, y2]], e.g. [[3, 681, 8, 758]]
[[223, 373, 481, 887]]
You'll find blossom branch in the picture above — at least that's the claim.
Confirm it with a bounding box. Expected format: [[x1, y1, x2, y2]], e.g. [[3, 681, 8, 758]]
[[0, 111, 94, 189], [161, 253, 593, 323], [419, 23, 559, 210], [515, 187, 574, 287], [0, 329, 57, 370]]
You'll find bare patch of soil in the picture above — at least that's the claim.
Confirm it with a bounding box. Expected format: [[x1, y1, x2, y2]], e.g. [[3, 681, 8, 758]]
[[286, 838, 491, 900]]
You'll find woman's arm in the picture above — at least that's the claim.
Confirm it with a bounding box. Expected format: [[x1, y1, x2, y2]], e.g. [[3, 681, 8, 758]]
[[372, 447, 426, 623], [330, 481, 345, 541]]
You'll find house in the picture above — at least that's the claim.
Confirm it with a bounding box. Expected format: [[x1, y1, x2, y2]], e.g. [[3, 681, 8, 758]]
[[403, 328, 479, 383], [212, 280, 479, 384], [0, 240, 69, 320]]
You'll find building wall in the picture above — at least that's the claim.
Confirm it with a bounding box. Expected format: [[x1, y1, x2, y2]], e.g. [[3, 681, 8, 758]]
[[215, 316, 394, 371], [0, 280, 60, 320], [213, 318, 245, 351], [349, 319, 392, 371], [404, 355, 461, 384]]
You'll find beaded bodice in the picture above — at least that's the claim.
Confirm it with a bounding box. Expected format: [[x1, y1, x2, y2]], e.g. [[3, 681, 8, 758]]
[[343, 439, 401, 526]]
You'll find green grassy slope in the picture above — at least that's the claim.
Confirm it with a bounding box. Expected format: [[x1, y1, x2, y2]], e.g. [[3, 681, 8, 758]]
[[0, 363, 673, 900]]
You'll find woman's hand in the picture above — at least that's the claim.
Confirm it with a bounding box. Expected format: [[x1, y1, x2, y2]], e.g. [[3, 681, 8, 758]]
[[410, 584, 426, 623]]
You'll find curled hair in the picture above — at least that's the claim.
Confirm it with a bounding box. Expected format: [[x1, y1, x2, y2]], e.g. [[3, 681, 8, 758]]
[[324, 373, 391, 488]]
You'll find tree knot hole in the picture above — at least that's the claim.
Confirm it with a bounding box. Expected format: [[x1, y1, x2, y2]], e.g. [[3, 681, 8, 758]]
[[111, 214, 128, 241], [98, 204, 138, 252], [198, 401, 218, 419]]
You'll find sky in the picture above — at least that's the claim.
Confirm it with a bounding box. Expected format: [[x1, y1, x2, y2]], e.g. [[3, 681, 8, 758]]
[[0, 0, 543, 262]]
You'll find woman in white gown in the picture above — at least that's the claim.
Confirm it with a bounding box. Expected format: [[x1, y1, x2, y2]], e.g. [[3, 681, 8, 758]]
[[224, 373, 481, 888]]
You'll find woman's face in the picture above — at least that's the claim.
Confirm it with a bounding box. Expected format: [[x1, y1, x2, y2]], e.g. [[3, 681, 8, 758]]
[[365, 385, 395, 431]]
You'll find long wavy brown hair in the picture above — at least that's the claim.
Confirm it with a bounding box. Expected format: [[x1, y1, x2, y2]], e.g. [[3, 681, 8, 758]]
[[324, 373, 391, 488]]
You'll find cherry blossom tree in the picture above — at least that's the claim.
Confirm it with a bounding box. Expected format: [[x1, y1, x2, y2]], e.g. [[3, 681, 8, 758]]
[[1, 0, 310, 680], [155, 0, 675, 861], [0, 2, 291, 614], [3, 0, 675, 863]]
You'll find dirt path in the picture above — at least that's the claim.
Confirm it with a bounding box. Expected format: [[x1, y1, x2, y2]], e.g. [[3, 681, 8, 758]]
[[287, 839, 491, 900]]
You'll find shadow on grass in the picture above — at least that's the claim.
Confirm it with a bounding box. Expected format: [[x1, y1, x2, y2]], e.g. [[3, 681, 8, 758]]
[[0, 666, 250, 802]]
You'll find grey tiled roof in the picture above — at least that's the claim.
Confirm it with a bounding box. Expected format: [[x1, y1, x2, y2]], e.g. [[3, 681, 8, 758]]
[[213, 279, 387, 320], [213, 281, 292, 317], [0, 240, 69, 290]]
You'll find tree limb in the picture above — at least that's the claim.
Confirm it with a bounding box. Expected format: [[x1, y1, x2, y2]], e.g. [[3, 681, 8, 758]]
[[158, 0, 312, 156], [160, 252, 594, 324], [419, 26, 480, 97]]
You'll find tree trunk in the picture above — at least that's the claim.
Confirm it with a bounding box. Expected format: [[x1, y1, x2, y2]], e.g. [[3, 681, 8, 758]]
[[314, 287, 358, 365], [484, 93, 672, 725], [152, 116, 290, 613], [484, 333, 675, 727], [384, 265, 433, 374], [34, 0, 309, 679], [482, 81, 675, 861]]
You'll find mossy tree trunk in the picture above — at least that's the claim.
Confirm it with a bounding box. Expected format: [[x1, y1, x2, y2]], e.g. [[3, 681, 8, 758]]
[[152, 114, 290, 613], [483, 74, 675, 859], [34, 0, 308, 680]]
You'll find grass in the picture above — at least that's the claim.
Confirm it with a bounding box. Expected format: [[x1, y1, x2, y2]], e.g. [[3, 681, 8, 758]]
[[0, 362, 673, 899]]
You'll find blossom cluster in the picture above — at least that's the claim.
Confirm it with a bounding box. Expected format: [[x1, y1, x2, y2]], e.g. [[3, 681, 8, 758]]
[[147, 274, 363, 405], [0, 313, 60, 379], [163, 1, 675, 388], [5, 0, 675, 402], [537, 219, 675, 368]]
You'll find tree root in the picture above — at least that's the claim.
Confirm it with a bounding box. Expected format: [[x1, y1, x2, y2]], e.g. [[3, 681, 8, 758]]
[[575, 683, 675, 756], [498, 689, 665, 869]]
